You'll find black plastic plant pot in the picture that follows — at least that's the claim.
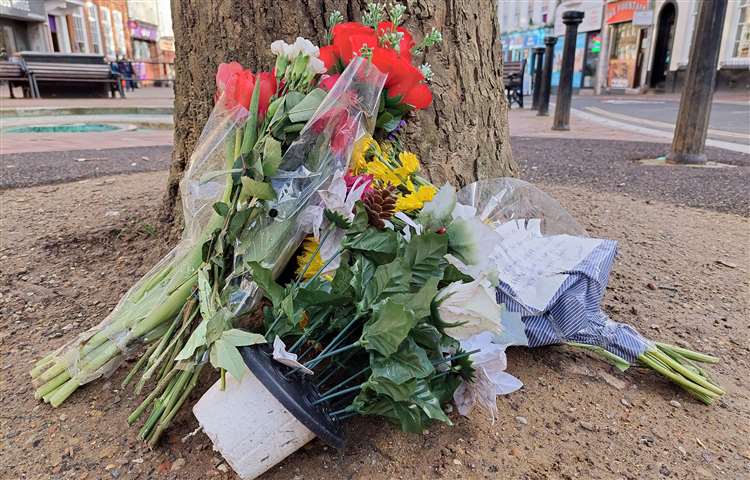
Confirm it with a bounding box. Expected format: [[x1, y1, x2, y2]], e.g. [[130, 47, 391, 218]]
[[239, 344, 345, 449]]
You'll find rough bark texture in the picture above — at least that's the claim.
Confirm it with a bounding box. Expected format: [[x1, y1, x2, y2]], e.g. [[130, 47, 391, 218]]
[[162, 0, 516, 230]]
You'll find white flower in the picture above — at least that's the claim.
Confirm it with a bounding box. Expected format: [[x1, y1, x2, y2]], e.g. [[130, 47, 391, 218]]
[[435, 278, 504, 340], [272, 337, 313, 375], [308, 56, 327, 74], [270, 39, 288, 56], [418, 184, 456, 229], [453, 332, 523, 422], [294, 36, 319, 57]]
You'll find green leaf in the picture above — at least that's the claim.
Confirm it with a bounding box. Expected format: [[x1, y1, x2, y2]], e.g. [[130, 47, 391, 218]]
[[220, 329, 265, 347], [227, 207, 253, 243], [288, 88, 326, 123], [240, 178, 277, 201], [381, 115, 403, 132], [295, 287, 350, 308], [364, 377, 418, 402], [410, 323, 443, 353], [371, 337, 434, 384], [353, 393, 427, 433], [281, 91, 305, 112], [412, 380, 451, 424], [375, 111, 394, 128], [347, 202, 370, 235], [430, 374, 462, 404], [205, 308, 231, 344], [330, 255, 354, 296], [345, 228, 400, 264], [351, 256, 376, 303], [360, 298, 417, 356], [174, 319, 207, 361], [262, 137, 283, 177], [211, 338, 248, 380], [197, 265, 215, 322], [404, 232, 448, 288], [246, 262, 284, 307], [212, 201, 230, 217], [362, 258, 412, 308]]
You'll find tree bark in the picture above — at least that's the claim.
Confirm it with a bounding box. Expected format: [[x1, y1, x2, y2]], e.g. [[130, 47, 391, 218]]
[[162, 0, 516, 231]]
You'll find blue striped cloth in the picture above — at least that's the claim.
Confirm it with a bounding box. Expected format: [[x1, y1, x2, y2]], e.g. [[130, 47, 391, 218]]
[[496, 239, 650, 364]]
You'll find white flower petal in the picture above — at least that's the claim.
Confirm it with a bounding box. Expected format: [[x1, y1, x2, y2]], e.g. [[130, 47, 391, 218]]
[[308, 56, 327, 74], [436, 279, 504, 340], [272, 337, 314, 375]]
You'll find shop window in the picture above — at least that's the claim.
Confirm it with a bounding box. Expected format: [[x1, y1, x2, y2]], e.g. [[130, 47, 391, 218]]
[[86, 3, 102, 54], [133, 39, 151, 60], [112, 10, 127, 56], [100, 7, 116, 58], [733, 0, 750, 59], [71, 7, 88, 53]]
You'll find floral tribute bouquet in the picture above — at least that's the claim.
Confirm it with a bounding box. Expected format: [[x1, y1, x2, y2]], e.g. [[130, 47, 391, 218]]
[[30, 3, 723, 477]]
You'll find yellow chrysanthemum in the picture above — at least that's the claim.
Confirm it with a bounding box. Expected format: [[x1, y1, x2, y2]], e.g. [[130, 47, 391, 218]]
[[295, 236, 323, 279], [394, 185, 438, 212], [351, 136, 381, 174], [380, 141, 395, 159], [398, 151, 420, 175], [365, 159, 401, 186]]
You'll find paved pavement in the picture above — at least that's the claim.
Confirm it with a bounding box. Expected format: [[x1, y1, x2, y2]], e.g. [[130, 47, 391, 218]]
[[0, 146, 172, 189], [0, 86, 174, 109]]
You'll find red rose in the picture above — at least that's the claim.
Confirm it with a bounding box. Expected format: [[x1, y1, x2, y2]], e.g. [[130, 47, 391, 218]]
[[255, 71, 277, 118], [224, 70, 255, 110], [403, 82, 432, 110], [319, 45, 339, 72], [222, 70, 277, 118], [216, 61, 244, 93], [332, 22, 378, 62], [319, 73, 341, 91]]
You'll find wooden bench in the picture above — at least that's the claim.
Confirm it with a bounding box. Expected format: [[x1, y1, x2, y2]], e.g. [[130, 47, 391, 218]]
[[0, 60, 38, 98], [26, 62, 124, 98], [503, 60, 526, 108]]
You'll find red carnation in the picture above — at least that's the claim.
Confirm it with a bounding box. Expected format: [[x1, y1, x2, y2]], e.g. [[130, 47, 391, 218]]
[[376, 22, 415, 61]]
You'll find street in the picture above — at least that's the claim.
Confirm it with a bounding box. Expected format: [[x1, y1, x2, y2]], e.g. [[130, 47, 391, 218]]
[[558, 93, 750, 150]]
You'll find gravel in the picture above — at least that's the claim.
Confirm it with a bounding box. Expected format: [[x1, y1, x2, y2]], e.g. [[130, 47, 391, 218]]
[[513, 137, 750, 216]]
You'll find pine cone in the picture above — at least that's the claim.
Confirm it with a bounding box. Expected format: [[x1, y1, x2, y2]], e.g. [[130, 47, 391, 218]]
[[363, 186, 396, 229]]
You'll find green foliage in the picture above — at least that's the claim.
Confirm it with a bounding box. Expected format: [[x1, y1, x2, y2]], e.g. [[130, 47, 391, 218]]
[[370, 338, 434, 384], [360, 298, 417, 356]]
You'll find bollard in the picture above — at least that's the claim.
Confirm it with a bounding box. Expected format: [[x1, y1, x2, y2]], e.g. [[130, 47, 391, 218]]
[[552, 11, 585, 131], [531, 47, 545, 110], [537, 36, 557, 117]]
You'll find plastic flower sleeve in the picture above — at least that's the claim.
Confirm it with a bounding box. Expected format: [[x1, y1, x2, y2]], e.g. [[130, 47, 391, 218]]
[[268, 57, 386, 221], [35, 99, 250, 389], [455, 178, 652, 366], [222, 58, 387, 316]]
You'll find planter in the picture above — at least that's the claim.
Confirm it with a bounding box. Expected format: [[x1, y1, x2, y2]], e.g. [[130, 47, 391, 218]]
[[193, 345, 343, 480]]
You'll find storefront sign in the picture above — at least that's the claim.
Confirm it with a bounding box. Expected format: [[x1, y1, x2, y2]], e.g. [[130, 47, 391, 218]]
[[128, 20, 158, 42], [632, 10, 653, 26], [0, 0, 46, 21], [606, 0, 648, 24], [159, 37, 175, 52], [501, 27, 550, 51], [554, 0, 604, 36]]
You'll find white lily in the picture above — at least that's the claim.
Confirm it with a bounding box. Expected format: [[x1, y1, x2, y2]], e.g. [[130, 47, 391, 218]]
[[435, 278, 504, 340], [453, 332, 522, 422]]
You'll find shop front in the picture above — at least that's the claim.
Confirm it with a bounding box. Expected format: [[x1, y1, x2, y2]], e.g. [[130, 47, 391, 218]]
[[500, 27, 550, 95], [0, 0, 49, 54], [606, 0, 649, 90], [128, 19, 158, 82], [553, 0, 604, 90]]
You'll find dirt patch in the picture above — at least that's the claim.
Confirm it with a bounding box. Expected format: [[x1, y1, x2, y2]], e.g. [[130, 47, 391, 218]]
[[1, 172, 748, 479]]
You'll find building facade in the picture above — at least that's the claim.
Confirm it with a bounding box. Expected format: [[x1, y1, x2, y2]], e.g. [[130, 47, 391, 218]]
[[499, 0, 604, 93], [644, 0, 750, 91], [0, 0, 49, 54]]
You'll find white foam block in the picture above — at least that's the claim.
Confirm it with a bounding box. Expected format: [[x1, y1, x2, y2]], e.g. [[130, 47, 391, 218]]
[[193, 372, 316, 480]]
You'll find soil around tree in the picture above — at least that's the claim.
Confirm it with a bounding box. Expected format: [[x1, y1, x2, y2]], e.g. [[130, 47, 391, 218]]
[[1, 169, 748, 479]]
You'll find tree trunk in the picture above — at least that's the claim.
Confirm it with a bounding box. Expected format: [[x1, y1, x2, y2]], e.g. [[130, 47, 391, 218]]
[[162, 0, 516, 231]]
